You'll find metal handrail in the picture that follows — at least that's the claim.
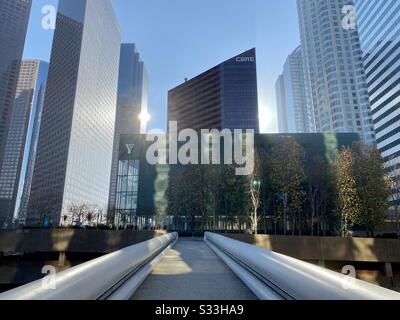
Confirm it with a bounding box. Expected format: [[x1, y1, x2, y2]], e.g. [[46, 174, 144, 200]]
[[0, 232, 178, 300], [204, 232, 400, 300]]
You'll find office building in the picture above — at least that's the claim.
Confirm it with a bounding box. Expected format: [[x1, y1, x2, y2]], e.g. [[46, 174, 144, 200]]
[[168, 48, 259, 132], [297, 0, 375, 145], [0, 60, 48, 227], [108, 44, 148, 223], [0, 0, 32, 172], [26, 0, 121, 226], [275, 75, 288, 133], [275, 46, 311, 133], [355, 0, 400, 176]]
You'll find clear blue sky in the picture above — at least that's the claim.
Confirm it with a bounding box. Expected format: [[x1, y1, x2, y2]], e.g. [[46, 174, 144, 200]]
[[23, 0, 300, 133]]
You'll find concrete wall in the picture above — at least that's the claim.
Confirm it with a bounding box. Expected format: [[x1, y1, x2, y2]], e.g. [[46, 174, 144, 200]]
[[224, 234, 400, 290], [0, 229, 168, 291], [0, 229, 167, 254], [224, 234, 400, 263]]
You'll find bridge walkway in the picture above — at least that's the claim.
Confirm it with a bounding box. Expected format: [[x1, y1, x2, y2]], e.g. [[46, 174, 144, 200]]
[[131, 238, 257, 300]]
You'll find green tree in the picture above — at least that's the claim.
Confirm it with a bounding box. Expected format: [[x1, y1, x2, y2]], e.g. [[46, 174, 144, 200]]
[[352, 142, 390, 237], [269, 137, 306, 235], [305, 156, 337, 236], [335, 147, 361, 236]]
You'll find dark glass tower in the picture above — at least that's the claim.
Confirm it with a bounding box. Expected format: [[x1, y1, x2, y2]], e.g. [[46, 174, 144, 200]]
[[0, 0, 32, 172], [108, 44, 148, 224], [168, 48, 259, 132]]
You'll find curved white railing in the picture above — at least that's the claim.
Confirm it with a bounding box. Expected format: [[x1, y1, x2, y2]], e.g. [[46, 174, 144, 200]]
[[204, 232, 400, 300], [0, 232, 178, 300]]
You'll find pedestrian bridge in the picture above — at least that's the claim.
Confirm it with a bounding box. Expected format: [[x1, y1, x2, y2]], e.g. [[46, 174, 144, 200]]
[[1, 232, 399, 300]]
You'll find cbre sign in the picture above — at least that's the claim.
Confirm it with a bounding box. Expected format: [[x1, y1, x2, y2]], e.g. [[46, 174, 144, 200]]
[[235, 56, 255, 63]]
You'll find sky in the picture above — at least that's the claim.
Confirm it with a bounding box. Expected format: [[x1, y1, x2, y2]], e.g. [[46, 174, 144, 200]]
[[23, 0, 300, 133]]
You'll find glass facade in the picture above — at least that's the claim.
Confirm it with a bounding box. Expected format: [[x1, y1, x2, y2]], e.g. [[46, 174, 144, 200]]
[[108, 44, 148, 218], [297, 0, 375, 145], [0, 0, 32, 186], [355, 0, 400, 177], [168, 48, 259, 132], [276, 46, 311, 133], [0, 60, 48, 227], [26, 0, 121, 226], [114, 160, 140, 226]]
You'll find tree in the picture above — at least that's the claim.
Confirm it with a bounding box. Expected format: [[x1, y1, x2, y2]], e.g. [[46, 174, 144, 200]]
[[335, 147, 360, 236], [352, 142, 390, 237], [387, 156, 400, 239], [248, 150, 262, 234], [305, 156, 337, 236], [269, 137, 306, 235], [69, 203, 90, 227]]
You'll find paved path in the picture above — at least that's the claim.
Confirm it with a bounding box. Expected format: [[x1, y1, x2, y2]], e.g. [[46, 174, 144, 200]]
[[132, 238, 257, 300]]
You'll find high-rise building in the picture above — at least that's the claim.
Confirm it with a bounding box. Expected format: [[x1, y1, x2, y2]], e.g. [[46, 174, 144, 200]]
[[297, 0, 375, 145], [275, 75, 288, 133], [0, 60, 48, 228], [0, 0, 32, 172], [108, 44, 148, 222], [168, 48, 259, 132], [275, 46, 311, 133], [355, 0, 400, 176], [26, 0, 121, 226]]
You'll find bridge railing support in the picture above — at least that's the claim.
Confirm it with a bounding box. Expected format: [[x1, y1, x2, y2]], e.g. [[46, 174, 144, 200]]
[[204, 232, 400, 300], [0, 232, 178, 300]]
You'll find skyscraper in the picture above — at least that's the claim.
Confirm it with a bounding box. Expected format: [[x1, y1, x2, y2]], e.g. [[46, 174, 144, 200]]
[[355, 0, 400, 175], [0, 60, 48, 228], [275, 46, 311, 133], [0, 0, 32, 172], [275, 75, 288, 133], [26, 0, 121, 226], [168, 48, 259, 132], [108, 44, 148, 221], [297, 0, 375, 145]]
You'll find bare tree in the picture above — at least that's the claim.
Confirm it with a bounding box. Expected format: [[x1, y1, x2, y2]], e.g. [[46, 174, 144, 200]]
[[69, 203, 90, 227]]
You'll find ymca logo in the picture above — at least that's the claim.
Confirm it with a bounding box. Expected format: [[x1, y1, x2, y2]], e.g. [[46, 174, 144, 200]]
[[126, 144, 135, 155]]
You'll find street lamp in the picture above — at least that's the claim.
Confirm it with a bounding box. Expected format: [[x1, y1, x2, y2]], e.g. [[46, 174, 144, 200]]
[[252, 179, 261, 188]]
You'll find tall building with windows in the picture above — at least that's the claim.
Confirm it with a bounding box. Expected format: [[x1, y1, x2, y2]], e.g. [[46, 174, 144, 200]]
[[297, 0, 375, 145], [26, 0, 121, 226], [108, 44, 148, 223], [0, 0, 32, 173], [0, 60, 48, 228], [355, 0, 400, 177], [275, 75, 288, 133], [275, 46, 311, 133], [168, 48, 259, 132]]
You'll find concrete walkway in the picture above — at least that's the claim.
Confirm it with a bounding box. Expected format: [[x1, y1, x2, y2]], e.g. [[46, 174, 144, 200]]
[[132, 238, 257, 300]]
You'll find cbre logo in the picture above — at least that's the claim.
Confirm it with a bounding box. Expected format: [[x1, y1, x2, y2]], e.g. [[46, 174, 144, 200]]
[[236, 56, 255, 63]]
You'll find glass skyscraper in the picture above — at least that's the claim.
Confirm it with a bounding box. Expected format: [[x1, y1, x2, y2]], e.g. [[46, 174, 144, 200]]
[[297, 0, 375, 145], [0, 60, 48, 228], [26, 0, 121, 226], [168, 48, 259, 132], [108, 44, 148, 226], [275, 46, 311, 133], [355, 0, 400, 176], [0, 0, 32, 174]]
